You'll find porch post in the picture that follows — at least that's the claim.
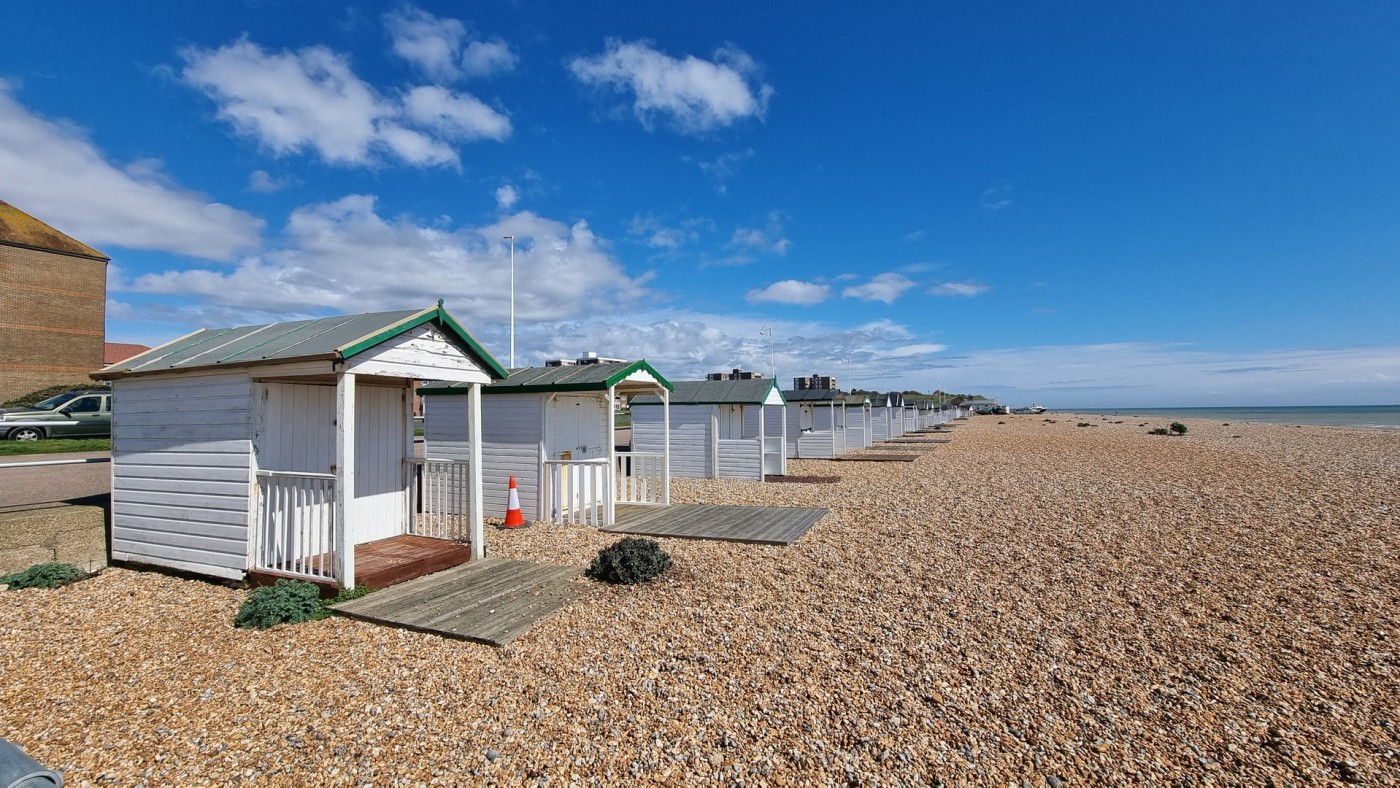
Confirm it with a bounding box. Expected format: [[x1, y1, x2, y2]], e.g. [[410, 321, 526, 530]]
[[757, 405, 765, 484], [661, 388, 671, 505], [780, 404, 788, 475], [468, 382, 484, 559], [605, 386, 616, 525], [335, 369, 357, 588]]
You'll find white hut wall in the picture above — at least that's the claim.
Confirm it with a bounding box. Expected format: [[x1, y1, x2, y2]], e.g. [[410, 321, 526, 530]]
[[425, 392, 542, 519], [634, 403, 713, 478], [110, 370, 255, 580]]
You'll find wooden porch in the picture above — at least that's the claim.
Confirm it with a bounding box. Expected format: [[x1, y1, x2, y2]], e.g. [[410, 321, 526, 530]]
[[248, 534, 474, 592], [602, 503, 827, 545], [330, 557, 582, 646]]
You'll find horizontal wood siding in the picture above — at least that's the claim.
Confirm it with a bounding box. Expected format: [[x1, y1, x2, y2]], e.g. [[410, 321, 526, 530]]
[[871, 409, 890, 442], [427, 393, 543, 519], [717, 439, 761, 480], [637, 405, 711, 478], [110, 371, 253, 579], [797, 432, 836, 459]]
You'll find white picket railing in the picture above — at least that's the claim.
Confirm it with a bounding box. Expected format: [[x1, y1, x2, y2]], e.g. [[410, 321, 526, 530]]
[[544, 458, 608, 525], [253, 470, 336, 582], [615, 451, 665, 506], [406, 458, 472, 542]]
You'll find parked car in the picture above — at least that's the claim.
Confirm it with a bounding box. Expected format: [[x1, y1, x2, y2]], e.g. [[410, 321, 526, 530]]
[[0, 390, 112, 441]]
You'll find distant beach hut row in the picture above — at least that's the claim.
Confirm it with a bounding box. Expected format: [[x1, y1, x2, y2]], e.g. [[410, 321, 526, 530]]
[[90, 305, 963, 589]]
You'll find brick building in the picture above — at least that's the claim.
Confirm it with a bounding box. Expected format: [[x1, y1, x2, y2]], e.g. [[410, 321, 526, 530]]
[[0, 200, 110, 402]]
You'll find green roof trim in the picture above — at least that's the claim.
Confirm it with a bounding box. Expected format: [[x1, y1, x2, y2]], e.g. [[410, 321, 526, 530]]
[[631, 378, 782, 406], [422, 358, 672, 395], [338, 303, 508, 380]]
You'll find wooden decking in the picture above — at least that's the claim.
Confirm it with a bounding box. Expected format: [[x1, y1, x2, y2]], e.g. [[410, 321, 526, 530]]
[[603, 504, 827, 545], [331, 557, 581, 646], [248, 534, 474, 592], [831, 453, 919, 462], [888, 438, 952, 444]]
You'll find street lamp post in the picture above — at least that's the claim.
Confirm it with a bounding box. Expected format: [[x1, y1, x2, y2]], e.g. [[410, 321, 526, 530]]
[[759, 325, 774, 379], [503, 235, 516, 368]]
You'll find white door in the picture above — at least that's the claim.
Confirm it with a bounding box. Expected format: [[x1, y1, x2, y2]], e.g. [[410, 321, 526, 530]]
[[353, 385, 408, 544], [717, 405, 743, 440], [546, 395, 608, 459]]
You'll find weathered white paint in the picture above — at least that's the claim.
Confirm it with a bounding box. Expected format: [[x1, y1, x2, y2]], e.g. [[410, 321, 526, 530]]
[[334, 370, 356, 588], [634, 405, 712, 478], [345, 324, 492, 383], [717, 438, 761, 480], [352, 384, 407, 543], [110, 371, 253, 580], [468, 383, 484, 559]]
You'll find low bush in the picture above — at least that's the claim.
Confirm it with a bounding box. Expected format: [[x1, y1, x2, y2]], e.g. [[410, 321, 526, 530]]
[[585, 537, 672, 585], [1169, 422, 1188, 435], [1, 562, 83, 590], [235, 579, 323, 629], [1077, 422, 1092, 427], [1148, 427, 1170, 435]]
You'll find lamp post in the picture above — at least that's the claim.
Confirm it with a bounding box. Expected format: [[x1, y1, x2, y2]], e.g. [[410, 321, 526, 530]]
[[759, 325, 774, 379], [503, 235, 515, 368]]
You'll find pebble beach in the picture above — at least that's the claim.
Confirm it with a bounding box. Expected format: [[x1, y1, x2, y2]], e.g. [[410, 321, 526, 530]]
[[2, 414, 1397, 784]]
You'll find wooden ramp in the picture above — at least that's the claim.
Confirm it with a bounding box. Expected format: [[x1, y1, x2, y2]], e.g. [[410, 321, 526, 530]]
[[888, 438, 952, 444], [603, 504, 827, 545], [831, 453, 919, 462], [331, 558, 581, 646]]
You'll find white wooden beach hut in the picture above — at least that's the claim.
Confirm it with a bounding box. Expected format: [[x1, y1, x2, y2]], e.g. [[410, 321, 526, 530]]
[[630, 379, 787, 481], [422, 360, 673, 526], [90, 304, 507, 589], [783, 389, 845, 458], [869, 392, 905, 442], [842, 393, 872, 450]]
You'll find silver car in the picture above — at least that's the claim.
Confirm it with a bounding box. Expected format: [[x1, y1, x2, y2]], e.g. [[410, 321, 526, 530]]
[[0, 390, 112, 441]]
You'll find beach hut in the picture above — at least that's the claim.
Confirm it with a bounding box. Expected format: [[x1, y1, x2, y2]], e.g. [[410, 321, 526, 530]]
[[869, 392, 905, 442], [422, 360, 673, 526], [842, 393, 873, 450], [783, 389, 845, 458], [90, 304, 507, 589], [630, 378, 787, 481]]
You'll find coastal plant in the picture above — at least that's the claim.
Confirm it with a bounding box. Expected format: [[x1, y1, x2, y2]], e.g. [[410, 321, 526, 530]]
[[0, 562, 83, 590], [1148, 427, 1170, 436], [585, 537, 672, 585], [314, 585, 375, 620], [234, 579, 323, 629], [1169, 422, 1188, 435]]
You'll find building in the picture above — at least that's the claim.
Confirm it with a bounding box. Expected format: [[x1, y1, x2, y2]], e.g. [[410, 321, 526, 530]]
[[91, 304, 506, 589], [544, 352, 628, 367], [0, 200, 110, 402], [705, 368, 765, 381], [104, 343, 151, 365], [631, 378, 786, 481], [791, 372, 838, 391]]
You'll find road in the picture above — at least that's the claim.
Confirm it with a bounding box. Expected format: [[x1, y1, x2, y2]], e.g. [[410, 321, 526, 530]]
[[0, 451, 111, 510]]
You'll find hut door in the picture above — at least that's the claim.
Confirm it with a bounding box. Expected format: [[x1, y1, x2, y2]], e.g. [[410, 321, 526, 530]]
[[717, 405, 743, 440], [352, 385, 408, 544], [547, 395, 607, 460]]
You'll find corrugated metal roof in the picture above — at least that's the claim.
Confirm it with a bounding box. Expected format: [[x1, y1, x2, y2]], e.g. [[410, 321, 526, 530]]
[[93, 304, 507, 380], [422, 359, 672, 395], [841, 394, 870, 406], [631, 378, 779, 406], [782, 389, 840, 402], [0, 200, 108, 260]]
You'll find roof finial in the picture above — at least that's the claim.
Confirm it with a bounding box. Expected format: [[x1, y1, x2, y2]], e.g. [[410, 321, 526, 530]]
[[437, 297, 444, 309]]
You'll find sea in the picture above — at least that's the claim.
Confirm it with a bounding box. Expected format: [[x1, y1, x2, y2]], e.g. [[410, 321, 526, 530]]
[[1068, 405, 1400, 430]]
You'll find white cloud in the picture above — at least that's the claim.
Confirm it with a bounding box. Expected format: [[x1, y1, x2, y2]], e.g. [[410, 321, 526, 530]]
[[180, 36, 509, 168], [401, 85, 510, 141], [930, 281, 990, 297], [628, 214, 701, 250], [902, 229, 927, 244], [0, 80, 262, 261], [461, 39, 518, 78], [384, 6, 466, 82], [745, 279, 830, 306], [385, 6, 518, 82], [127, 195, 648, 324], [247, 169, 292, 193], [689, 148, 753, 193], [570, 39, 773, 135], [981, 183, 1013, 211], [728, 210, 791, 255], [495, 184, 519, 210], [842, 273, 917, 304]]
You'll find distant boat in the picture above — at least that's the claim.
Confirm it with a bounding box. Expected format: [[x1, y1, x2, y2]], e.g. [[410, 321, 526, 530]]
[[1027, 404, 1048, 414]]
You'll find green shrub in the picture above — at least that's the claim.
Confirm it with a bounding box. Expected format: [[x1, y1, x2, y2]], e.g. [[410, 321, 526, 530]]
[[1148, 427, 1170, 435], [1, 562, 83, 589], [585, 537, 672, 585], [235, 579, 323, 629], [1169, 422, 1188, 435]]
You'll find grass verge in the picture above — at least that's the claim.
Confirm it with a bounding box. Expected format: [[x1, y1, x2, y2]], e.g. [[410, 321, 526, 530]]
[[0, 438, 112, 457]]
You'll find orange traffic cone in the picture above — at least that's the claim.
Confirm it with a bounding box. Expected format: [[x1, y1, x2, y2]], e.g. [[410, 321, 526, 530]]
[[502, 475, 527, 528]]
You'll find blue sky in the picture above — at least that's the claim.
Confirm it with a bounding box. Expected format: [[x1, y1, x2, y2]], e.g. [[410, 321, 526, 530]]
[[3, 1, 1398, 406]]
